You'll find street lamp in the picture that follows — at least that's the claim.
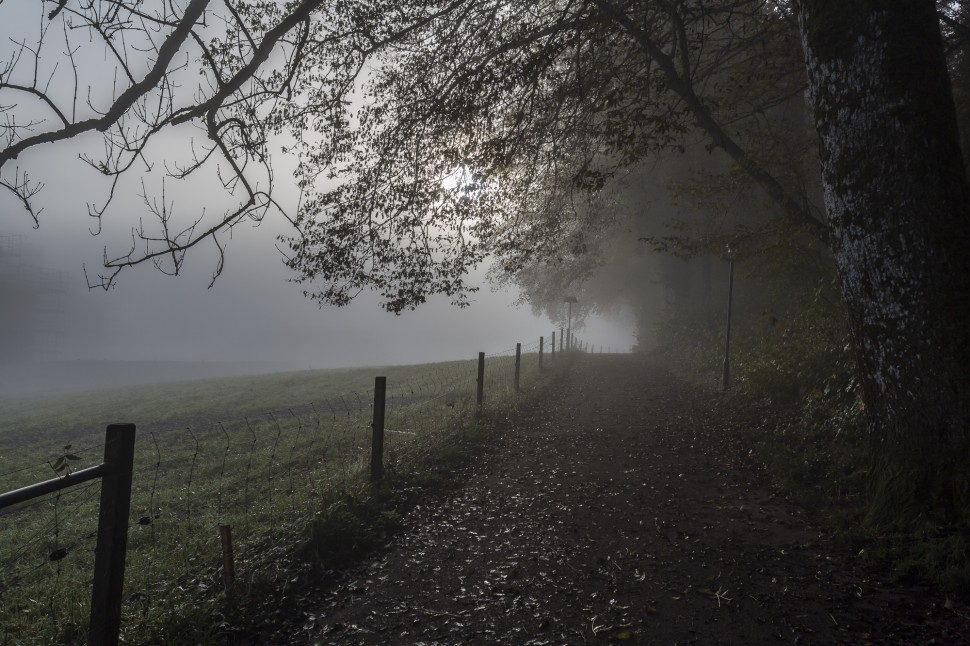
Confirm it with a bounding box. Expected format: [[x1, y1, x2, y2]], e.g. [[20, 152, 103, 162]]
[[721, 246, 734, 391], [563, 296, 578, 350]]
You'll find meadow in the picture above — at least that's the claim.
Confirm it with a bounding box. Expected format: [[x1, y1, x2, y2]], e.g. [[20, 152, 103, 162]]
[[0, 341, 563, 643]]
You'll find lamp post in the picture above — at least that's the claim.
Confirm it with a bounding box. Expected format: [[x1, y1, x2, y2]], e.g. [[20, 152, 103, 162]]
[[721, 247, 734, 391], [563, 296, 577, 350]]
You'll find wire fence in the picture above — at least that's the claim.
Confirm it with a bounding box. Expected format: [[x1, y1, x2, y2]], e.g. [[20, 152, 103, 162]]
[[0, 336, 583, 644]]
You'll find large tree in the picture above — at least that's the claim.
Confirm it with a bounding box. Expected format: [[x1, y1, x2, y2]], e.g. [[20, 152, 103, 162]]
[[797, 0, 970, 526]]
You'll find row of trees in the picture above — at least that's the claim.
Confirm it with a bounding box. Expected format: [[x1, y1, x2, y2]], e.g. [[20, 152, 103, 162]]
[[1, 0, 967, 527]]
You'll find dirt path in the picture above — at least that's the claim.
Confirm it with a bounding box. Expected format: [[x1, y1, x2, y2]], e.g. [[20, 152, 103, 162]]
[[268, 355, 968, 644]]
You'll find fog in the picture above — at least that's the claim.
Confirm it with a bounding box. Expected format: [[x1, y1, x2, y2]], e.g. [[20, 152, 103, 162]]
[[0, 1, 640, 399], [1, 131, 754, 401], [0, 209, 635, 396]]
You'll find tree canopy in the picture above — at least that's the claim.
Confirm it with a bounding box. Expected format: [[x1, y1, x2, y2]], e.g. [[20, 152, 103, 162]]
[[2, 0, 828, 312]]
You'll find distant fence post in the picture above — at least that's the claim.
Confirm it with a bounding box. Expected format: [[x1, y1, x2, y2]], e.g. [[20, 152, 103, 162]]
[[539, 336, 544, 371], [89, 423, 136, 646], [514, 343, 521, 393], [476, 352, 485, 418], [551, 332, 556, 359], [560, 328, 564, 352], [370, 376, 386, 482]]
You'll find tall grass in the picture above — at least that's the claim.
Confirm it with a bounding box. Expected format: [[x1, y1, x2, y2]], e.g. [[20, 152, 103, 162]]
[[0, 345, 565, 644]]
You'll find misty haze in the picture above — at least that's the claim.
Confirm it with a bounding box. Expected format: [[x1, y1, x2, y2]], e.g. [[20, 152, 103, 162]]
[[2, 0, 969, 644]]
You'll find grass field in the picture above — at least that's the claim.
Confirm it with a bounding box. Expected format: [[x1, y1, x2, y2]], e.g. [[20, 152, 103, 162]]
[[0, 342, 566, 643]]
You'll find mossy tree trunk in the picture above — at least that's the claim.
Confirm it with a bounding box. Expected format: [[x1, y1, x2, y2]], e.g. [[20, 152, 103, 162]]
[[797, 0, 970, 527]]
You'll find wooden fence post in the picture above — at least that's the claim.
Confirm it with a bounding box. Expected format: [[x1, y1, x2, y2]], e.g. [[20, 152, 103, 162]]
[[560, 328, 564, 352], [89, 423, 136, 646], [514, 343, 521, 393], [539, 336, 544, 371], [551, 332, 556, 359], [476, 352, 485, 418], [371, 376, 386, 482]]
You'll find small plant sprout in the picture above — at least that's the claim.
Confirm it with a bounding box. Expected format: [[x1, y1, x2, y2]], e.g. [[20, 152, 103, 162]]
[[49, 445, 81, 476]]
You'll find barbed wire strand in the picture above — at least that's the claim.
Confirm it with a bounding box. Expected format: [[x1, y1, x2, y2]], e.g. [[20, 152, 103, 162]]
[[0, 482, 99, 612], [216, 422, 231, 521], [140, 431, 161, 617], [184, 427, 200, 536], [243, 418, 258, 508], [267, 411, 284, 504], [285, 408, 304, 495], [0, 481, 100, 577], [0, 436, 111, 483], [46, 482, 63, 631]]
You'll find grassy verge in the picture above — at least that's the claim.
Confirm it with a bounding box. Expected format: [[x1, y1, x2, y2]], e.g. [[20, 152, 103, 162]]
[[727, 384, 970, 596], [652, 314, 970, 595], [0, 348, 571, 643]]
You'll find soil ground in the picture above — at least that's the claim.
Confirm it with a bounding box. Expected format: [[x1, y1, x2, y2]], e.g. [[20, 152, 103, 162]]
[[257, 354, 970, 644]]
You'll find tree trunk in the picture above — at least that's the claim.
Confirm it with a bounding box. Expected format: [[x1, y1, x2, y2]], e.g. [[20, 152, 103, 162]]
[[797, 0, 970, 527]]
